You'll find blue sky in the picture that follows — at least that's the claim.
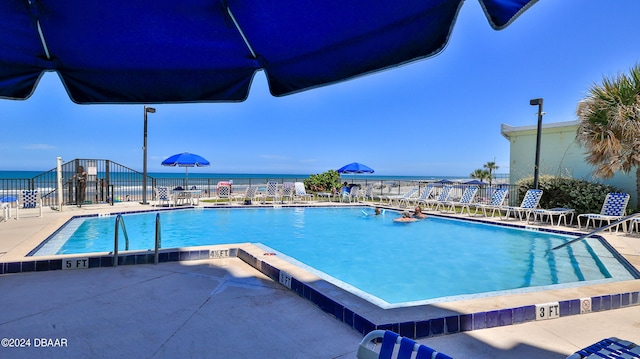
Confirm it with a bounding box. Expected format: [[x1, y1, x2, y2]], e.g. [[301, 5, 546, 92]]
[[1, 0, 640, 176]]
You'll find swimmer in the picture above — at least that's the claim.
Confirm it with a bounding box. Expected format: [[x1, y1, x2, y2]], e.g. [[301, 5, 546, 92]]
[[413, 206, 427, 219], [393, 211, 417, 223]]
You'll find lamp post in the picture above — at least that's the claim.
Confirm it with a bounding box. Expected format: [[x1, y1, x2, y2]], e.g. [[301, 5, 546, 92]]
[[529, 98, 544, 190], [142, 106, 156, 204]]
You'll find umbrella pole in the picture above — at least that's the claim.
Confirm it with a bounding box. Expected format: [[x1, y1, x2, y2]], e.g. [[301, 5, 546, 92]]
[[185, 167, 189, 188]]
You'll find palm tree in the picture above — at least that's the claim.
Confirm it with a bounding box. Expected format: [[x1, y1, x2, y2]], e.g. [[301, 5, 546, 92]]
[[483, 161, 499, 186], [576, 64, 640, 201], [470, 169, 490, 182]]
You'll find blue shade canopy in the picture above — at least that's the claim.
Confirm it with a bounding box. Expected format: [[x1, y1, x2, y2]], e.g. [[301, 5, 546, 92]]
[[337, 162, 375, 174], [161, 152, 210, 167], [0, 0, 536, 104]]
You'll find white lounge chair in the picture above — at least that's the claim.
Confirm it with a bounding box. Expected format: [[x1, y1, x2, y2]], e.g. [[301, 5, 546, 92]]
[[500, 188, 543, 220], [382, 187, 418, 207], [426, 185, 453, 211], [16, 190, 43, 219], [469, 188, 509, 217], [442, 186, 478, 214], [407, 184, 434, 207], [577, 192, 630, 231], [357, 330, 452, 359]]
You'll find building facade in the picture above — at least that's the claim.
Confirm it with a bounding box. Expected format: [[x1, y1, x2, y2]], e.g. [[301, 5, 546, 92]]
[[501, 120, 637, 208]]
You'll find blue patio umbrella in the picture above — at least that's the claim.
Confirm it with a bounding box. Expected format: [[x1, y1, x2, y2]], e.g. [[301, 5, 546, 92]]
[[0, 1, 536, 103], [161, 152, 210, 186], [465, 179, 487, 185], [337, 162, 375, 174]]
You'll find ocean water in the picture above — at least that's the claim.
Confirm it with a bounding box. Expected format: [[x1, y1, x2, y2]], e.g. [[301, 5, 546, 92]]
[[0, 170, 470, 182]]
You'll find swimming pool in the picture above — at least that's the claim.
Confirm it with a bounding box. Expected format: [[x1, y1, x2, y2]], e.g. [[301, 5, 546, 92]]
[[31, 207, 638, 307]]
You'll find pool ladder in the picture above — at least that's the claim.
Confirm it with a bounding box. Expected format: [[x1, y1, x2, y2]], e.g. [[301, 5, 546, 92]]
[[113, 213, 162, 266]]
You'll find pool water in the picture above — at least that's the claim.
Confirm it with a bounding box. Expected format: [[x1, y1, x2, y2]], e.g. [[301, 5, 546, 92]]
[[33, 207, 637, 306]]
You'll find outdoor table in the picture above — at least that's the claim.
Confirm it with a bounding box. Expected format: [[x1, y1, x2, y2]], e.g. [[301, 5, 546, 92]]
[[316, 192, 335, 202], [172, 189, 202, 206]]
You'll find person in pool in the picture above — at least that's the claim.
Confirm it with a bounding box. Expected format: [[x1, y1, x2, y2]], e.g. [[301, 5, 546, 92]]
[[393, 211, 417, 223], [413, 206, 427, 219]]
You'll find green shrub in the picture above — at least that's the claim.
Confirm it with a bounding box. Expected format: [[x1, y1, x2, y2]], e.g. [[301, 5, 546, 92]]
[[304, 170, 341, 192], [516, 175, 623, 215]]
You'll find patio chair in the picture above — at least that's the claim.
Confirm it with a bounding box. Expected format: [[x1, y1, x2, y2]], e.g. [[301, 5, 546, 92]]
[[577, 192, 630, 232], [499, 189, 543, 220], [1, 196, 17, 221], [469, 187, 509, 217], [358, 185, 375, 202], [154, 186, 174, 207], [339, 185, 359, 203], [281, 182, 295, 203], [294, 182, 313, 202], [216, 184, 233, 204], [258, 181, 281, 204], [424, 185, 453, 211], [566, 337, 639, 359], [16, 190, 43, 219], [357, 330, 452, 359], [442, 186, 478, 214]]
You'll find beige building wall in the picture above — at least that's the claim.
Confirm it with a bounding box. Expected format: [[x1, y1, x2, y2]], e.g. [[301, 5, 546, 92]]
[[501, 120, 637, 208]]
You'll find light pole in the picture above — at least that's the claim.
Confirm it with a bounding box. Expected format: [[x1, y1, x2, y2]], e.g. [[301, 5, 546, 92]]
[[142, 106, 156, 204], [529, 98, 544, 189]]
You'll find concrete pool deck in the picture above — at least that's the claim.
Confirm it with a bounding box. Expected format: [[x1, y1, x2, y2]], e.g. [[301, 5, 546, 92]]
[[1, 201, 640, 358]]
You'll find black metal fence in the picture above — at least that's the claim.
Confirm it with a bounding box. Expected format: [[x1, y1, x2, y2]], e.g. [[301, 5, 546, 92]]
[[0, 159, 521, 208]]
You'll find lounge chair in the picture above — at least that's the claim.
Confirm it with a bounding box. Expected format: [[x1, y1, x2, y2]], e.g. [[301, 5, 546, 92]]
[[357, 330, 452, 359], [577, 192, 630, 232], [499, 188, 543, 220], [258, 181, 281, 204], [469, 187, 508, 217], [425, 185, 453, 211], [294, 182, 313, 202], [566, 337, 639, 359], [404, 184, 434, 207], [153, 186, 174, 207], [382, 187, 418, 207], [16, 190, 43, 219], [442, 185, 478, 214]]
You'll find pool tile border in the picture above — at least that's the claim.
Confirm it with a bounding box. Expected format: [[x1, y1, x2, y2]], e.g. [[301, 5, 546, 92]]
[[1, 245, 639, 339], [236, 247, 640, 339]]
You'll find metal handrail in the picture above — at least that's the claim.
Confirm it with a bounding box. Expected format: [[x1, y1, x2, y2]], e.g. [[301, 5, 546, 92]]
[[154, 213, 161, 264], [550, 212, 640, 252], [113, 214, 130, 267]]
